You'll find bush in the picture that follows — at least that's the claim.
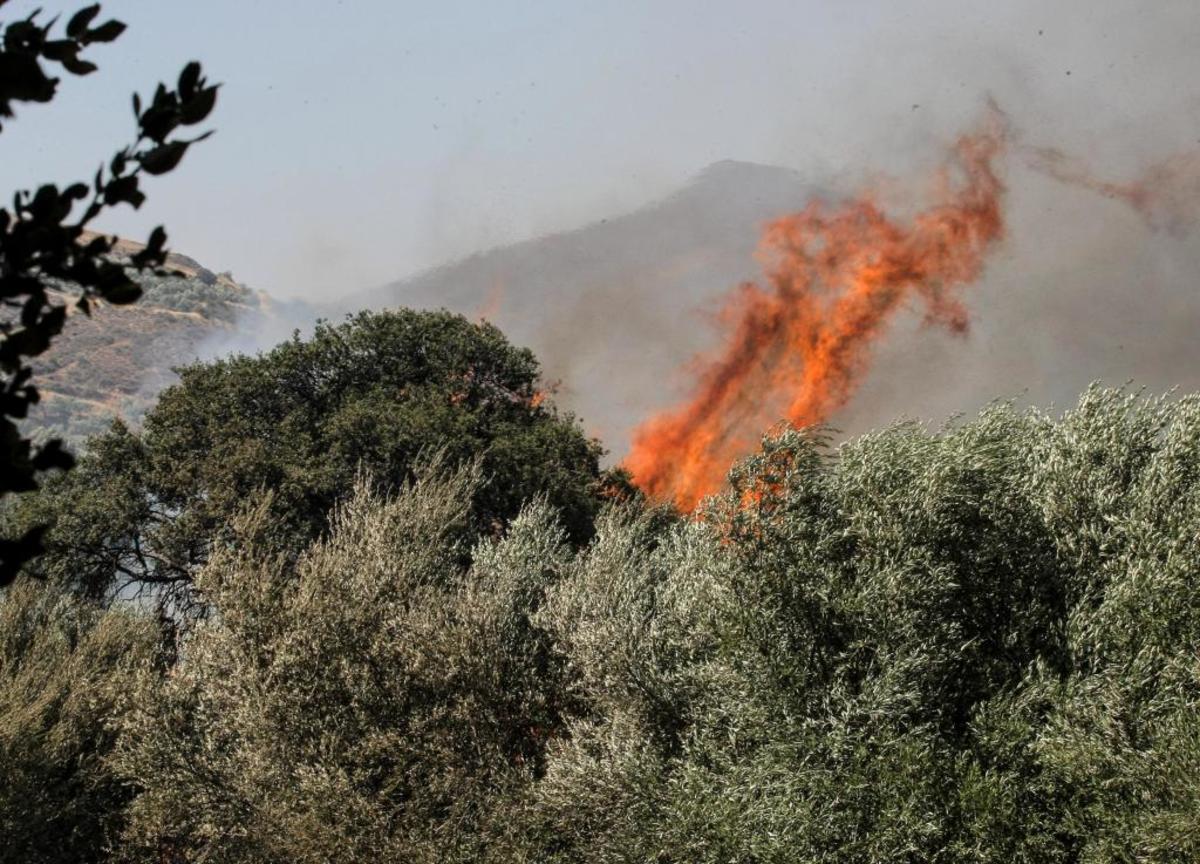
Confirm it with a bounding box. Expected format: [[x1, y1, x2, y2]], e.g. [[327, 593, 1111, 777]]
[[0, 579, 156, 863], [14, 383, 1200, 863], [116, 464, 572, 863]]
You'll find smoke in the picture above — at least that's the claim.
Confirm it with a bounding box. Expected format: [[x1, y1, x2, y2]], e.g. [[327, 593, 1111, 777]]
[[1026, 146, 1200, 237], [193, 1, 1200, 507], [625, 108, 1008, 508]]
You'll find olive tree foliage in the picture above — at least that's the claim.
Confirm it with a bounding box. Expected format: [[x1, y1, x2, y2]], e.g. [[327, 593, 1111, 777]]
[[0, 1, 218, 584], [116, 462, 576, 864], [0, 578, 157, 863], [96, 386, 1200, 862], [516, 386, 1200, 864], [9, 309, 608, 613]]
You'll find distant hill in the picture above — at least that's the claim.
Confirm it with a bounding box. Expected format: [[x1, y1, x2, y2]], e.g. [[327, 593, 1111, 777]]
[[20, 161, 818, 456], [353, 160, 823, 453], [22, 237, 272, 448]]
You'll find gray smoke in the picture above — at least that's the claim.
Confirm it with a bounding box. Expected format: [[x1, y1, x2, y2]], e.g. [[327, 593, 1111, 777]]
[[247, 0, 1200, 461]]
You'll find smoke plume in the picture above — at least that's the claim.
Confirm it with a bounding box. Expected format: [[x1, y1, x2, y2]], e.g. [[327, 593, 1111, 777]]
[[625, 109, 1008, 508]]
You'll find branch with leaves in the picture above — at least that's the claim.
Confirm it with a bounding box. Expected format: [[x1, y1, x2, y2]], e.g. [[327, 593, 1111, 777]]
[[0, 2, 218, 584]]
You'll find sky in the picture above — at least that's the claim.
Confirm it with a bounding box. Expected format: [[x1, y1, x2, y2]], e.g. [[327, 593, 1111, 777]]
[[2, 0, 1197, 303]]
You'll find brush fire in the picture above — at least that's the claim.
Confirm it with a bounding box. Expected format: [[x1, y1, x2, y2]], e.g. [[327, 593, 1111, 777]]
[[625, 109, 1009, 509]]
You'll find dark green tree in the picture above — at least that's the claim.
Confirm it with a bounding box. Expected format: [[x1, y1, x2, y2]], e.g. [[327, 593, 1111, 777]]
[[15, 309, 607, 612], [0, 1, 218, 584]]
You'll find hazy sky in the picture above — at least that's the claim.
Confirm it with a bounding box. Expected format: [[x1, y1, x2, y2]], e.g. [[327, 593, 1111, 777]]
[[2, 1, 1197, 301]]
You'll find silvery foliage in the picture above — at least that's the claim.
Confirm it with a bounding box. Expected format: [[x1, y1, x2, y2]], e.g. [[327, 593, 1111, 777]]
[[0, 577, 155, 862], [110, 386, 1200, 863], [116, 459, 572, 863]]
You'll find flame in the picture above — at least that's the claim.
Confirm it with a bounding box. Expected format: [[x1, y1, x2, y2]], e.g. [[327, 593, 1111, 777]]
[[625, 112, 1009, 510], [475, 278, 506, 322], [1027, 146, 1200, 237]]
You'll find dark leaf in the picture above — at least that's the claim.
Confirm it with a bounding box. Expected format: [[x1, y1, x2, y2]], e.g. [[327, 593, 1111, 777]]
[[40, 38, 78, 61], [66, 4, 100, 38], [139, 140, 188, 175], [83, 18, 125, 43], [103, 174, 144, 208], [178, 60, 201, 97], [0, 525, 49, 586], [60, 55, 98, 76], [180, 85, 218, 125], [0, 52, 57, 105], [31, 437, 74, 472], [131, 225, 167, 268], [138, 104, 179, 143], [99, 271, 141, 304]]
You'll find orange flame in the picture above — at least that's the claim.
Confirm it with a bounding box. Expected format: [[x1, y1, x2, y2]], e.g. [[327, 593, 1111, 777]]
[[475, 278, 505, 322], [625, 112, 1008, 510]]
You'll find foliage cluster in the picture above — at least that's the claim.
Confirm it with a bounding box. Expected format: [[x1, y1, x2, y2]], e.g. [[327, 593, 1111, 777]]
[[8, 309, 609, 614], [5, 376, 1200, 862]]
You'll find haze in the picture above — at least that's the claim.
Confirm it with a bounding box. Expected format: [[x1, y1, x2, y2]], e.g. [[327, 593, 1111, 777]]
[[1, 0, 1194, 301]]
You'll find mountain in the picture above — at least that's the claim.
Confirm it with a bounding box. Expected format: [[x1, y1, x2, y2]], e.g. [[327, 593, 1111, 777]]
[[22, 238, 272, 448], [353, 160, 823, 453]]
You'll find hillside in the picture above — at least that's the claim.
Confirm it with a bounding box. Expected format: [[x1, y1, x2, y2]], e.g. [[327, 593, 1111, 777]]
[[23, 238, 270, 447], [356, 157, 1200, 463]]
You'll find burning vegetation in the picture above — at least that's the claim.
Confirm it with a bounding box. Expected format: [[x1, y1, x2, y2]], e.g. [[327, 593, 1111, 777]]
[[625, 110, 1009, 509]]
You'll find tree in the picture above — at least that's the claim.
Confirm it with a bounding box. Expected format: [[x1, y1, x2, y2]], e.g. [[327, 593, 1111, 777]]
[[12, 309, 608, 612], [515, 387, 1200, 863], [117, 467, 572, 864], [0, 577, 157, 863], [68, 383, 1200, 861], [0, 2, 218, 584]]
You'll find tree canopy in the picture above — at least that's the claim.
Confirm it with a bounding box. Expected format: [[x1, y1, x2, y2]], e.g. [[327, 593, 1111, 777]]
[[9, 308, 609, 611], [24, 384, 1190, 863]]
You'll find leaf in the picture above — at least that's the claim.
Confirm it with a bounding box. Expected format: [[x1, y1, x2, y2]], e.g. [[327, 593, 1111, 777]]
[[84, 18, 125, 43], [40, 38, 78, 61], [99, 271, 141, 304], [66, 4, 100, 38], [131, 225, 167, 268], [0, 525, 49, 586], [178, 60, 201, 97], [31, 437, 74, 472], [181, 85, 219, 125], [139, 140, 188, 175], [102, 174, 144, 208], [60, 55, 98, 76]]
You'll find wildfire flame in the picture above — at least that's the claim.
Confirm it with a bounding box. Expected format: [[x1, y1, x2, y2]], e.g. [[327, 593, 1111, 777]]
[[625, 110, 1009, 510]]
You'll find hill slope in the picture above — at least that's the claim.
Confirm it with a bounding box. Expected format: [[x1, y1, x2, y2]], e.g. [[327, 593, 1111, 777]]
[[23, 240, 270, 447]]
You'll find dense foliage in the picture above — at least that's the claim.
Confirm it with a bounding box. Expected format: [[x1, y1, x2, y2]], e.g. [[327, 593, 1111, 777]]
[[3, 378, 1200, 862], [7, 309, 608, 612], [0, 579, 155, 863]]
